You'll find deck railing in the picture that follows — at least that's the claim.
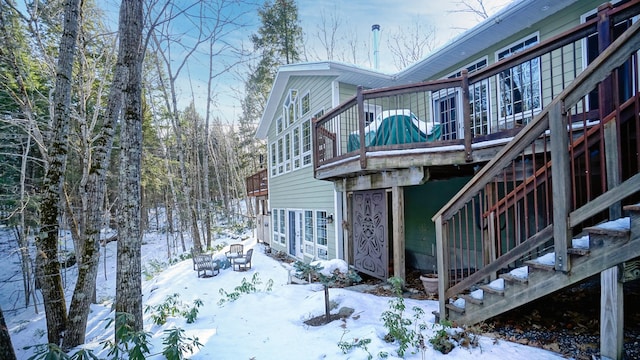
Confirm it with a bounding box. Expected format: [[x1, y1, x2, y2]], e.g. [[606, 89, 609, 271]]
[[313, 1, 640, 176], [245, 168, 268, 197], [432, 7, 640, 320]]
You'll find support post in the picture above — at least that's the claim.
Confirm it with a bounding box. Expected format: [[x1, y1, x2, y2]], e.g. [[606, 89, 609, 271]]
[[357, 86, 367, 169], [600, 266, 623, 360], [461, 69, 473, 162], [435, 215, 449, 321], [549, 101, 570, 272], [392, 186, 405, 281]]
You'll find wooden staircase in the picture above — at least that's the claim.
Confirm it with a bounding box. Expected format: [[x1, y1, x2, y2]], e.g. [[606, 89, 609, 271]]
[[445, 210, 640, 326]]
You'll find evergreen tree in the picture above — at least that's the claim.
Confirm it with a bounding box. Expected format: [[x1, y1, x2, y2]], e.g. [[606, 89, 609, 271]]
[[238, 0, 303, 179]]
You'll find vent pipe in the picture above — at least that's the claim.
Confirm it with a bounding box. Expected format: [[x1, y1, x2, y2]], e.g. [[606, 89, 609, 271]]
[[372, 24, 380, 70]]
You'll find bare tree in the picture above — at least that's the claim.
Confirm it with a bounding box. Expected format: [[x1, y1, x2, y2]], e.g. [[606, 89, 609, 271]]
[[313, 7, 341, 61], [455, 0, 489, 19], [35, 0, 81, 345], [387, 17, 438, 70]]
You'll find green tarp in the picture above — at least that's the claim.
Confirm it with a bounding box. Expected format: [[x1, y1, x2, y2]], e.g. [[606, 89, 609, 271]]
[[348, 111, 441, 152]]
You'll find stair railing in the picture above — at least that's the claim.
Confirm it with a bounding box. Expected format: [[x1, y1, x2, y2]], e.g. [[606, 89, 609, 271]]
[[433, 19, 640, 321]]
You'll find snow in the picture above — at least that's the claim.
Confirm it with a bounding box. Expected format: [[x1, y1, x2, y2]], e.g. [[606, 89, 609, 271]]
[[0, 225, 567, 360], [510, 266, 529, 279], [572, 235, 590, 249], [535, 252, 556, 266], [470, 289, 484, 301], [451, 297, 466, 309], [311, 258, 349, 277], [488, 278, 505, 291], [594, 217, 630, 231]]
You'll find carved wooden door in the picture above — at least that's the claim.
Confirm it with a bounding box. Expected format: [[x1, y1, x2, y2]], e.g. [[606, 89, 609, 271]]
[[352, 189, 388, 280]]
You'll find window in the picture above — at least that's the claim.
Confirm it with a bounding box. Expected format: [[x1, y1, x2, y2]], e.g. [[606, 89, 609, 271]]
[[300, 92, 310, 116], [434, 93, 458, 140], [302, 119, 312, 166], [316, 211, 328, 259], [272, 210, 285, 245], [293, 126, 301, 169], [304, 210, 314, 254], [270, 143, 277, 176], [276, 117, 283, 134], [277, 138, 284, 174], [285, 133, 291, 172], [448, 58, 490, 136], [283, 89, 298, 127], [496, 34, 541, 123], [279, 209, 286, 245]]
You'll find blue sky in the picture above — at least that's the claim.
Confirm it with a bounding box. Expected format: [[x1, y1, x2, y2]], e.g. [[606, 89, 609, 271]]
[[100, 0, 512, 124]]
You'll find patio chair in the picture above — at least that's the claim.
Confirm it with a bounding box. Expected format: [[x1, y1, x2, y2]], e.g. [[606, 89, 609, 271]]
[[225, 243, 244, 262], [233, 248, 253, 271], [190, 247, 199, 270], [194, 253, 219, 278]]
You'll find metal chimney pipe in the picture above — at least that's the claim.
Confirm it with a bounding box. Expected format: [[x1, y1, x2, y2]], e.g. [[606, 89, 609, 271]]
[[372, 24, 380, 70]]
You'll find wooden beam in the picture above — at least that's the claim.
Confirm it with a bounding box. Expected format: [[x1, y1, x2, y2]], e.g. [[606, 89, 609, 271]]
[[600, 266, 624, 360], [549, 101, 570, 273], [334, 167, 428, 192], [604, 119, 622, 219], [392, 186, 405, 282], [434, 215, 448, 321]]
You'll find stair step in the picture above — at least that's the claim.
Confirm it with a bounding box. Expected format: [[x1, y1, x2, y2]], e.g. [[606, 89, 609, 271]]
[[445, 303, 465, 314], [585, 225, 629, 237], [461, 293, 483, 305], [500, 273, 528, 284], [479, 284, 504, 296], [567, 247, 590, 256], [623, 203, 640, 212], [524, 260, 555, 272]]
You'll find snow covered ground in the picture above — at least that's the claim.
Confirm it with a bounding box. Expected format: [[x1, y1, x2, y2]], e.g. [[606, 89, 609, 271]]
[[0, 225, 567, 359]]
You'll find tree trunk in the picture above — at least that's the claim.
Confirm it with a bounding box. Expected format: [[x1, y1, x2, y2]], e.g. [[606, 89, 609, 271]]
[[0, 305, 17, 360], [115, 0, 145, 332], [36, 0, 82, 345], [62, 15, 126, 352]]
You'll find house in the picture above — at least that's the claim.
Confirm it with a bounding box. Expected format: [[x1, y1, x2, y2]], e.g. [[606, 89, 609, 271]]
[[251, 0, 640, 357]]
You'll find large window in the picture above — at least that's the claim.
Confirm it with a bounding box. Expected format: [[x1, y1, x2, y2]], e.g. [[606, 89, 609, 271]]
[[272, 209, 286, 245], [270, 143, 277, 176], [300, 92, 310, 116], [316, 211, 328, 260], [304, 210, 314, 254], [496, 34, 541, 124], [439, 58, 488, 139], [285, 133, 291, 172], [302, 119, 313, 166], [269, 90, 316, 177], [277, 138, 284, 174], [293, 126, 301, 169]]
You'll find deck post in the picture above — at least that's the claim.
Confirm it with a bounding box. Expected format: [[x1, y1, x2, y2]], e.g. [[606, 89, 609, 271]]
[[357, 86, 367, 169], [600, 266, 623, 360], [392, 186, 405, 281], [549, 101, 570, 273], [597, 3, 614, 116], [312, 116, 318, 177], [435, 215, 449, 321], [461, 69, 473, 162]]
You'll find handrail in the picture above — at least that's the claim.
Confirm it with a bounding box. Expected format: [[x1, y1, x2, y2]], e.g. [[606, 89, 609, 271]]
[[433, 20, 640, 222], [313, 1, 640, 174], [433, 11, 640, 320]]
